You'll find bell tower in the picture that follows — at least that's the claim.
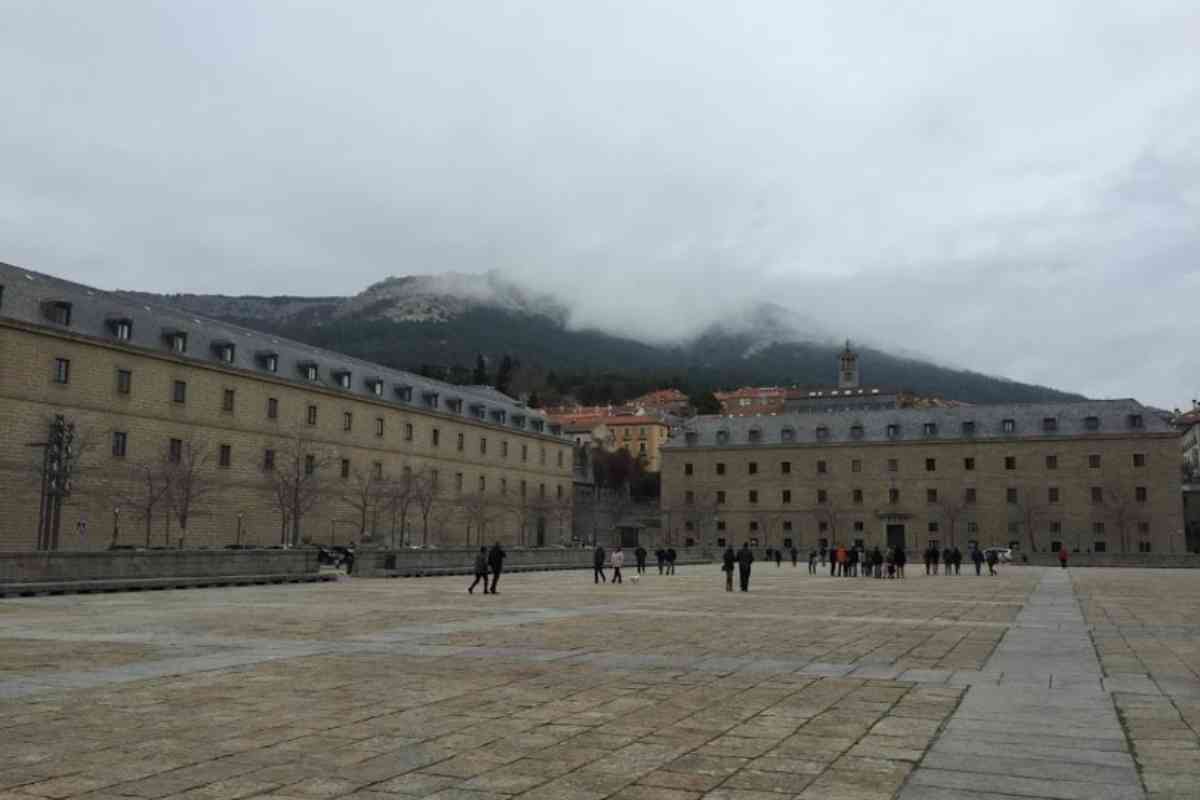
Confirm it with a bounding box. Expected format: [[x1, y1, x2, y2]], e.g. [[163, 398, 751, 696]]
[[838, 340, 860, 389]]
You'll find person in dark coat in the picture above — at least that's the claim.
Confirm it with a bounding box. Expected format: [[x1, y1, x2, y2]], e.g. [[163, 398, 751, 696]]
[[808, 548, 817, 575], [593, 545, 607, 584], [666, 547, 677, 575], [952, 546, 963, 575], [971, 546, 984, 576], [774, 548, 782, 568], [1058, 545, 1069, 569], [737, 543, 754, 591], [468, 546, 489, 594], [872, 546, 884, 578], [942, 547, 953, 577], [895, 546, 907, 578], [722, 546, 736, 591], [930, 545, 940, 575], [923, 546, 933, 575], [656, 548, 666, 574], [790, 545, 799, 567], [848, 546, 859, 577], [635, 545, 648, 574], [486, 541, 506, 593]]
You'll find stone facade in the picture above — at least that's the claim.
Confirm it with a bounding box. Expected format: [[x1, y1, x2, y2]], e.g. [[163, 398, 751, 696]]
[[662, 402, 1184, 554], [0, 267, 573, 552]]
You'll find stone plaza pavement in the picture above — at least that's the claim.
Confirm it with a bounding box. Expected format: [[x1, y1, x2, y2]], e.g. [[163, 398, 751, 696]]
[[1, 564, 1199, 800]]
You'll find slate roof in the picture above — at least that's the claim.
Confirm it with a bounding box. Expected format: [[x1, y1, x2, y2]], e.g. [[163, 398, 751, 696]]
[[0, 262, 561, 440], [666, 399, 1174, 449]]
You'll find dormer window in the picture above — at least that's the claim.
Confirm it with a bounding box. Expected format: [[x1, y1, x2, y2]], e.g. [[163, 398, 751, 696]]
[[299, 361, 319, 381], [1084, 416, 1100, 431], [212, 341, 236, 364], [1127, 414, 1144, 429], [394, 385, 412, 402], [366, 377, 384, 397], [511, 414, 526, 429], [423, 391, 439, 409], [748, 428, 763, 443], [163, 329, 188, 353], [962, 421, 976, 436], [716, 430, 730, 445], [257, 351, 279, 373], [850, 424, 864, 440], [491, 409, 507, 424], [1002, 419, 1016, 434], [43, 300, 72, 326], [923, 422, 937, 437], [333, 370, 351, 390], [531, 419, 545, 433], [780, 427, 795, 443], [549, 423, 561, 436], [815, 426, 830, 441], [1042, 417, 1058, 433], [886, 424, 900, 439], [468, 402, 486, 419], [685, 432, 699, 446], [107, 316, 133, 341]]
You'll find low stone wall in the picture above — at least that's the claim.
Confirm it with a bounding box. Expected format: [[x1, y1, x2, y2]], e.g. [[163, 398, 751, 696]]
[[357, 547, 718, 577], [0, 549, 323, 596], [1016, 552, 1200, 568]]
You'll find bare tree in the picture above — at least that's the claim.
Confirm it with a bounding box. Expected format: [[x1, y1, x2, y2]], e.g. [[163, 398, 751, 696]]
[[384, 468, 420, 549], [267, 434, 332, 546], [1103, 484, 1138, 554], [937, 495, 968, 548], [411, 468, 442, 546], [749, 507, 788, 549], [1010, 488, 1049, 553], [342, 467, 385, 543], [164, 436, 216, 548], [112, 456, 172, 548], [507, 492, 538, 546], [460, 490, 502, 546], [809, 503, 847, 549]]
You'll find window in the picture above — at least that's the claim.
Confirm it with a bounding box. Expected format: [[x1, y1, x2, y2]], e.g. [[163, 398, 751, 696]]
[[1084, 416, 1100, 431], [263, 354, 278, 373], [853, 521, 864, 533], [540, 447, 547, 465], [173, 381, 187, 404], [53, 358, 70, 384], [781, 489, 792, 504], [964, 457, 975, 471], [748, 428, 763, 443], [1006, 488, 1018, 503], [219, 444, 231, 468], [1136, 486, 1147, 503], [303, 363, 318, 381], [341, 459, 350, 479], [1002, 419, 1015, 433], [373, 417, 383, 438], [263, 449, 275, 471], [962, 421, 976, 436], [404, 423, 413, 442], [749, 490, 758, 504], [783, 521, 793, 533], [1138, 521, 1150, 535], [887, 458, 898, 473], [457, 432, 464, 452], [167, 332, 187, 353], [1138, 541, 1151, 553], [850, 425, 864, 440], [168, 438, 183, 463], [343, 412, 353, 432], [967, 521, 978, 534], [888, 488, 900, 504], [113, 319, 132, 341], [927, 488, 938, 503], [1093, 522, 1105, 535], [928, 522, 940, 533], [851, 459, 862, 473], [923, 422, 937, 436], [1050, 521, 1061, 534], [116, 369, 132, 395], [267, 397, 278, 419], [1133, 453, 1146, 467], [925, 458, 936, 472], [685, 432, 699, 446], [305, 454, 315, 475], [817, 460, 828, 475], [1004, 456, 1016, 470], [216, 343, 235, 364], [1042, 417, 1058, 433], [1046, 454, 1058, 470], [433, 428, 441, 447], [685, 463, 694, 476], [749, 521, 759, 532], [557, 450, 564, 468], [965, 487, 977, 504], [374, 462, 383, 480], [335, 371, 352, 390], [1048, 487, 1060, 503], [521, 443, 527, 461], [307, 405, 318, 426], [717, 491, 726, 505], [716, 430, 730, 445], [716, 462, 726, 476], [222, 389, 235, 412], [111, 431, 127, 458], [1088, 454, 1101, 469], [685, 490, 695, 505], [781, 427, 795, 442], [368, 379, 383, 397], [819, 521, 829, 533], [1127, 414, 1144, 429], [781, 461, 791, 475], [539, 483, 546, 499], [520, 480, 527, 497], [815, 426, 830, 441], [556, 484, 563, 499], [853, 488, 863, 505], [886, 424, 900, 439], [747, 461, 758, 475], [1091, 486, 1103, 503]]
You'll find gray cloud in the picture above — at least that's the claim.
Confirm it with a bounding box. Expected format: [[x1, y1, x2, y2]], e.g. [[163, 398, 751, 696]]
[[2, 2, 1199, 407]]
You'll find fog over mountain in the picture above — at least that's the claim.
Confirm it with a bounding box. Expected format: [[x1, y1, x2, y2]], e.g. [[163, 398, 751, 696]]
[[2, 3, 1199, 407]]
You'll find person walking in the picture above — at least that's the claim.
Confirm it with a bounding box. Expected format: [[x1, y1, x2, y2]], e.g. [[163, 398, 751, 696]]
[[610, 546, 624, 584], [790, 545, 799, 567], [666, 547, 677, 575], [930, 545, 940, 576], [486, 541, 506, 594], [737, 542, 754, 591], [895, 546, 906, 578], [847, 545, 858, 578], [774, 548, 783, 568], [829, 545, 838, 577], [656, 548, 666, 574], [837, 544, 849, 577], [952, 546, 963, 576], [635, 545, 648, 575], [985, 548, 998, 576], [808, 547, 817, 575], [468, 546, 489, 594], [942, 546, 953, 577], [872, 546, 884, 579], [971, 546, 984, 576], [722, 545, 736, 591], [593, 545, 607, 584], [1058, 545, 1069, 569], [819, 544, 828, 566]]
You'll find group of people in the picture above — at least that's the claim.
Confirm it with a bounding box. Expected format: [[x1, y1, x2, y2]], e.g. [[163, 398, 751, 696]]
[[592, 545, 676, 584], [466, 542, 507, 594]]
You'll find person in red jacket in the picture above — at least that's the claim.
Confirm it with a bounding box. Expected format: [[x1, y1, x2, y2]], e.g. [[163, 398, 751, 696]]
[[1058, 545, 1069, 569]]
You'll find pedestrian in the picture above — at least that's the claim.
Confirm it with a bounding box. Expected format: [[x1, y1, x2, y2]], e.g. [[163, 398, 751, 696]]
[[593, 545, 607, 584], [942, 547, 953, 577], [343, 546, 356, 576], [656, 548, 666, 574], [468, 546, 489, 594], [886, 549, 896, 579], [790, 545, 799, 567], [722, 545, 736, 591], [666, 547, 677, 575], [895, 546, 906, 578], [952, 546, 962, 576], [774, 548, 782, 568], [737, 542, 754, 591], [923, 546, 932, 575], [971, 546, 984, 576], [837, 544, 849, 577], [610, 546, 624, 584], [487, 541, 506, 594], [847, 545, 858, 577], [985, 548, 998, 576], [829, 544, 838, 577], [808, 547, 817, 575], [635, 545, 648, 575], [1058, 545, 1069, 569], [872, 546, 884, 578], [819, 544, 827, 566], [932, 545, 941, 576]]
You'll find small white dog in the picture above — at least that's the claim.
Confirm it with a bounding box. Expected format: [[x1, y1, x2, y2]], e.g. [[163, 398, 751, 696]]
[[630, 573, 640, 584]]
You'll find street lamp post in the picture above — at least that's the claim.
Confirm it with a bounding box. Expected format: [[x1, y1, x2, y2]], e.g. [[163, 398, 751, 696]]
[[236, 513, 244, 547]]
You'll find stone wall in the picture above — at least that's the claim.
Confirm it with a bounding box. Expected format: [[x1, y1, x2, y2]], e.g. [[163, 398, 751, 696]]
[[356, 546, 718, 577], [1014, 552, 1200, 568], [0, 548, 319, 584]]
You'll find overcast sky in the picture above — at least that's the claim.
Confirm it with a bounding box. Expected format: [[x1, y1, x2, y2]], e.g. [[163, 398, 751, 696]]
[[3, 2, 1199, 408]]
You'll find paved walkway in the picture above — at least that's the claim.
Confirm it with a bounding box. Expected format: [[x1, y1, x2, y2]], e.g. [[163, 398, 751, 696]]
[[1, 565, 1198, 799]]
